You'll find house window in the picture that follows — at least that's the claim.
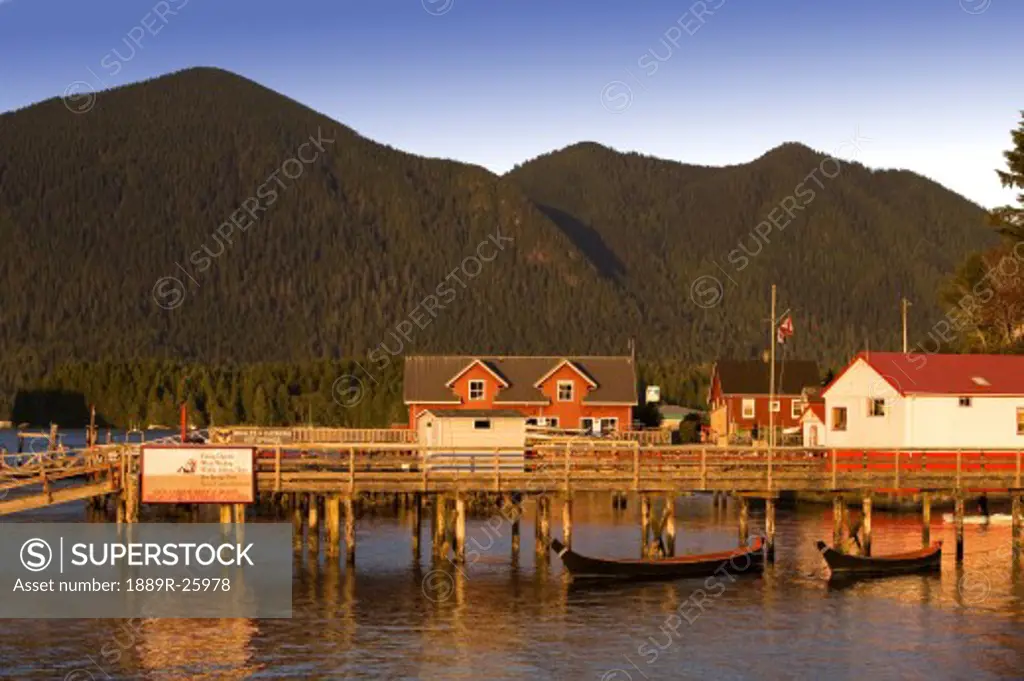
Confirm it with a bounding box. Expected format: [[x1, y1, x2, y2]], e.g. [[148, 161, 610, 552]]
[[770, 400, 780, 413], [868, 399, 885, 417], [547, 417, 559, 428], [1018, 408, 1024, 435], [832, 407, 847, 431], [581, 417, 596, 433], [959, 397, 972, 408], [791, 401, 802, 419], [526, 418, 538, 426], [468, 380, 485, 401], [742, 399, 755, 419], [473, 419, 491, 430], [557, 380, 574, 402], [601, 417, 619, 432]]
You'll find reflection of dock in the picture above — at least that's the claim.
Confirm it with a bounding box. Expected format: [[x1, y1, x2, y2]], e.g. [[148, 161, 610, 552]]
[[137, 618, 259, 680]]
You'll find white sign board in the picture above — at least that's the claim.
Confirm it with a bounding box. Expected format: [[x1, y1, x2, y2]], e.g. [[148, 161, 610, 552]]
[[646, 386, 661, 404], [141, 446, 255, 504]]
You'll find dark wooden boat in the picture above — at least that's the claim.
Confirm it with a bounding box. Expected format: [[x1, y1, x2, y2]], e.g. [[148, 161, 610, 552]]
[[549, 537, 765, 580], [815, 540, 942, 578]]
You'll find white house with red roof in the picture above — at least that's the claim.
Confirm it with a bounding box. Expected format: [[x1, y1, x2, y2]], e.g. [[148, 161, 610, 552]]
[[820, 352, 1024, 449]]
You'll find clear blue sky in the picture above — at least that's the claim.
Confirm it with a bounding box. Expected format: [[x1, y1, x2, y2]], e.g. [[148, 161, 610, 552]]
[[1, 0, 1021, 207]]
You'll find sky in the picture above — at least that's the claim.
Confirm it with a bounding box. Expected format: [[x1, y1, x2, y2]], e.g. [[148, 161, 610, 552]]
[[1, 0, 1021, 208]]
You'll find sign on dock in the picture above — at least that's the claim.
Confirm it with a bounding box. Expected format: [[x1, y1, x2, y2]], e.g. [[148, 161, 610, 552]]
[[140, 446, 256, 504]]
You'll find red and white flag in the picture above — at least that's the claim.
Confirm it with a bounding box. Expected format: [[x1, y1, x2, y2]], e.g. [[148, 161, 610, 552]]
[[777, 315, 794, 344]]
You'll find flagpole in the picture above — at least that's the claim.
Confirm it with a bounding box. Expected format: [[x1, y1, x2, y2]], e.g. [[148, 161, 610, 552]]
[[769, 284, 776, 449], [901, 297, 909, 353]]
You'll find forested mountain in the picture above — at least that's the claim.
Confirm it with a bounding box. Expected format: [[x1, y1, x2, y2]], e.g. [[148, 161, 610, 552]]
[[506, 142, 994, 363], [0, 67, 995, 423]]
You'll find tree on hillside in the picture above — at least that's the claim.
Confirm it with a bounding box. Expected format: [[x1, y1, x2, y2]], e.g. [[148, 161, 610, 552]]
[[991, 111, 1024, 240], [943, 110, 1024, 353]]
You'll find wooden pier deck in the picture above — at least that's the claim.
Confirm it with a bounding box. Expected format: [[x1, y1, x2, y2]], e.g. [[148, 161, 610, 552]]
[[2, 442, 1022, 515], [3, 435, 1023, 565]]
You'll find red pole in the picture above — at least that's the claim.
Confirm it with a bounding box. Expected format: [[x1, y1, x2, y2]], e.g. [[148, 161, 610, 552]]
[[180, 403, 187, 442]]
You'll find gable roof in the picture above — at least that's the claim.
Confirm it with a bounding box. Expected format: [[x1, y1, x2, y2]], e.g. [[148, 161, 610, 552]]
[[713, 360, 821, 396], [801, 403, 826, 423], [825, 352, 1024, 397], [533, 359, 597, 388], [445, 359, 509, 388], [404, 355, 637, 405]]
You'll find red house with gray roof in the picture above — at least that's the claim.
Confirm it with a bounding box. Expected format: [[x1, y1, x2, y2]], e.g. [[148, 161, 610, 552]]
[[403, 355, 638, 431]]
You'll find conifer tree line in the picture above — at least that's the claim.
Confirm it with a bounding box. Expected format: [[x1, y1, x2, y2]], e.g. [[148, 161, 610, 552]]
[[6, 359, 708, 428]]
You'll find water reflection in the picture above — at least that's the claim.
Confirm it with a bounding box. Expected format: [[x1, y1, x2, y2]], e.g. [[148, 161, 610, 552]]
[[3, 488, 1024, 679]]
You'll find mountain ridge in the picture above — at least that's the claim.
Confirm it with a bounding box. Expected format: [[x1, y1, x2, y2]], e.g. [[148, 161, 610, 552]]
[[0, 67, 997, 417]]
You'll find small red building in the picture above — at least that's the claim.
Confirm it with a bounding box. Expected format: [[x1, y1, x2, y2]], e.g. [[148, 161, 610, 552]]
[[403, 355, 637, 431], [708, 359, 820, 442]]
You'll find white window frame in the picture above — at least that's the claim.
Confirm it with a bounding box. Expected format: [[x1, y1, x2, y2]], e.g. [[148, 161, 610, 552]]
[[791, 400, 802, 419], [580, 417, 596, 433], [741, 399, 755, 419], [468, 380, 485, 401], [547, 417, 559, 428], [832, 407, 847, 431], [769, 400, 780, 413], [868, 398, 886, 417], [600, 417, 619, 432], [557, 380, 574, 402]]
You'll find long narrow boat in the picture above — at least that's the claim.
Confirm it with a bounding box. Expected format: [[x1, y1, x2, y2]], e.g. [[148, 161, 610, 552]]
[[815, 540, 942, 578], [549, 537, 765, 580]]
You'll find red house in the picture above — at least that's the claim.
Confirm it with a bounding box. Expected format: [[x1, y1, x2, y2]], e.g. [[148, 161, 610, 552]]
[[403, 355, 638, 431], [708, 359, 820, 442]]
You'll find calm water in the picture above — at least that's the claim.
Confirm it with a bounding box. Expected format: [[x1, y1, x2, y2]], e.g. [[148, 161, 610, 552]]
[[1, 431, 1023, 680]]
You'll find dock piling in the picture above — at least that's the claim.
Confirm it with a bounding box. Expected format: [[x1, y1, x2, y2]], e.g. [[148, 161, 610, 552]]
[[921, 492, 931, 547], [1013, 495, 1022, 560], [326, 495, 341, 557], [411, 493, 422, 558], [345, 496, 356, 566], [861, 494, 872, 557], [832, 496, 845, 547], [536, 496, 551, 559], [664, 495, 676, 557], [640, 494, 652, 557], [954, 496, 965, 563], [308, 493, 320, 557], [562, 497, 574, 550], [454, 495, 466, 564], [765, 497, 776, 561], [738, 496, 749, 545]]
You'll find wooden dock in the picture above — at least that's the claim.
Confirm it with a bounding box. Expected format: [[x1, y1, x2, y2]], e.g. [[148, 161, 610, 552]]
[[3, 437, 1023, 566]]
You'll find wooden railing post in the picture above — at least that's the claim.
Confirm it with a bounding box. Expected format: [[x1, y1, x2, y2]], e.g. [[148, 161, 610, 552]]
[[494, 448, 501, 491], [1017, 450, 1022, 489], [956, 449, 963, 492], [349, 447, 356, 495], [274, 446, 282, 492], [700, 448, 707, 490], [830, 449, 837, 490], [894, 450, 900, 490], [564, 442, 571, 494], [422, 448, 429, 490], [632, 442, 640, 491]]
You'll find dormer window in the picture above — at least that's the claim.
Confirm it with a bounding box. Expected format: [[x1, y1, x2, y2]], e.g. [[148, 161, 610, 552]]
[[557, 380, 574, 402], [468, 380, 485, 401]]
